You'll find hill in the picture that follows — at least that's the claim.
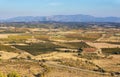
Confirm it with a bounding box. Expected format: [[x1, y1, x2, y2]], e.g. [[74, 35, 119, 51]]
[[1, 14, 120, 22]]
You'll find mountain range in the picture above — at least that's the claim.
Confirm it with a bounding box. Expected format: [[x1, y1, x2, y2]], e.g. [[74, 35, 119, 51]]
[[1, 14, 120, 22]]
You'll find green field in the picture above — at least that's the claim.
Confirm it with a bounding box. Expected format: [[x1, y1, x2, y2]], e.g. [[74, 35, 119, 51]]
[[0, 35, 32, 43], [63, 42, 93, 48], [0, 44, 17, 52], [102, 48, 120, 55], [65, 33, 102, 41], [13, 42, 64, 55], [107, 42, 120, 45]]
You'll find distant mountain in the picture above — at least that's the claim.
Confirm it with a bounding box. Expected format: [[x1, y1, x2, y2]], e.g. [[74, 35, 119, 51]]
[[1, 14, 120, 22], [4, 16, 46, 22]]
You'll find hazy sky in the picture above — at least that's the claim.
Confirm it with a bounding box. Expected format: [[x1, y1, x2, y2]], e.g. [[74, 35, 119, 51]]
[[0, 0, 120, 18]]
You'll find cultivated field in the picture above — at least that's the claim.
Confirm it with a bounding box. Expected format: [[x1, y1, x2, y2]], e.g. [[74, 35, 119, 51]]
[[0, 25, 120, 77]]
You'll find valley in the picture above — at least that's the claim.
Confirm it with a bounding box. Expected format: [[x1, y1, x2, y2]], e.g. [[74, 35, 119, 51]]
[[0, 22, 120, 77]]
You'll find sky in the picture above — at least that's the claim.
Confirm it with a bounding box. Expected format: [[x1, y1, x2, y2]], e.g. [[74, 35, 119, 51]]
[[0, 0, 120, 18]]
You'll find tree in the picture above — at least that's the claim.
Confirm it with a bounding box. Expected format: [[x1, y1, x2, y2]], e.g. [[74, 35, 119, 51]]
[[78, 48, 83, 53], [78, 48, 83, 56]]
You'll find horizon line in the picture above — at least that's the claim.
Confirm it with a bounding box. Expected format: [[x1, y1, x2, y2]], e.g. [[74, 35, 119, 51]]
[[1, 14, 120, 20]]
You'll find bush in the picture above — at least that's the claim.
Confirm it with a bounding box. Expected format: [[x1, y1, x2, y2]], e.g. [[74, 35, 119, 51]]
[[0, 72, 21, 77], [0, 72, 6, 77], [7, 72, 20, 77]]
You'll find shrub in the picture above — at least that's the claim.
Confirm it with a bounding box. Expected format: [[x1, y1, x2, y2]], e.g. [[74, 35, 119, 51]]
[[7, 72, 20, 77], [0, 72, 6, 77]]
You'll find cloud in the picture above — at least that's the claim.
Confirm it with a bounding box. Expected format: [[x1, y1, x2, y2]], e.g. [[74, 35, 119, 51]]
[[48, 2, 62, 6]]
